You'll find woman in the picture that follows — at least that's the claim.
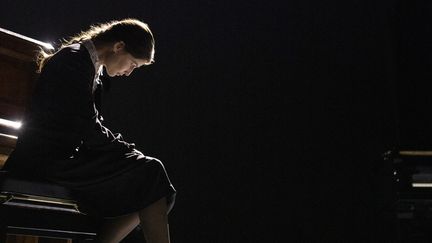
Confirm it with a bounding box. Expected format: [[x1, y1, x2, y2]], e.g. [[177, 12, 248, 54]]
[[2, 18, 176, 243]]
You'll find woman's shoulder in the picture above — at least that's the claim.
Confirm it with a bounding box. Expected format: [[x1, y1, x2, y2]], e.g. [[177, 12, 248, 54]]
[[50, 43, 92, 65], [47, 43, 94, 72]]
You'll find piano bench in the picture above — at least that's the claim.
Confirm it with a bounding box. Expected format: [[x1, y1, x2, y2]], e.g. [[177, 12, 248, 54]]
[[0, 171, 100, 242]]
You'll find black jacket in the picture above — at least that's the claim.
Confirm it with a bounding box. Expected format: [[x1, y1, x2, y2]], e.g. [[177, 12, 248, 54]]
[[3, 43, 134, 181]]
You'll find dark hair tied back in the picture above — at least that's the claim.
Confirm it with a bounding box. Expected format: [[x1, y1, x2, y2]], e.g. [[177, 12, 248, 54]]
[[36, 18, 155, 73]]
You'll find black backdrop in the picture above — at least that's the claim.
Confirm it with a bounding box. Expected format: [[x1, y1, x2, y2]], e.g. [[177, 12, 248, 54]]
[[2, 0, 432, 242]]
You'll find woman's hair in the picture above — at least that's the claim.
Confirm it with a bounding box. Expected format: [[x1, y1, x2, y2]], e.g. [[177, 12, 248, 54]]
[[36, 18, 155, 73]]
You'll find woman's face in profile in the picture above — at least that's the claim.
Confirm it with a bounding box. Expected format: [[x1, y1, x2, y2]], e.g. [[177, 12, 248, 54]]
[[104, 42, 149, 77]]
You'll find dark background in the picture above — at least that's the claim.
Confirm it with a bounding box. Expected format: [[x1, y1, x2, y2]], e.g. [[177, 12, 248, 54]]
[[2, 0, 432, 242]]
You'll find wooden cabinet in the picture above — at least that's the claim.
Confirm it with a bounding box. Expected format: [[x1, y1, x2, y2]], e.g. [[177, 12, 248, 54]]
[[0, 27, 53, 168]]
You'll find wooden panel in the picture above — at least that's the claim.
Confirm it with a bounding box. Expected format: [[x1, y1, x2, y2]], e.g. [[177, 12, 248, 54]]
[[6, 235, 71, 243], [0, 132, 17, 168], [6, 235, 38, 243], [38, 238, 71, 243], [0, 28, 52, 167], [0, 28, 42, 122], [0, 56, 37, 120], [0, 154, 9, 168]]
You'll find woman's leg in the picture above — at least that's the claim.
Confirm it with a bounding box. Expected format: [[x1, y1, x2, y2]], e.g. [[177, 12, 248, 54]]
[[96, 212, 140, 243], [139, 197, 171, 243], [96, 197, 170, 243]]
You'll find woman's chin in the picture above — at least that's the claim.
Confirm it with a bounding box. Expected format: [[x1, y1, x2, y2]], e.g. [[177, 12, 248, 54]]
[[106, 71, 116, 77]]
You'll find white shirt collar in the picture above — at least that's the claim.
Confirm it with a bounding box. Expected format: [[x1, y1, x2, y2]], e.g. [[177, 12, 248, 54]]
[[82, 39, 102, 74], [82, 39, 103, 92]]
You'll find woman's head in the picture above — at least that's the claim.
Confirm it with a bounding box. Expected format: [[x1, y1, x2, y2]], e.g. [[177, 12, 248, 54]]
[[88, 19, 155, 64], [37, 18, 155, 75]]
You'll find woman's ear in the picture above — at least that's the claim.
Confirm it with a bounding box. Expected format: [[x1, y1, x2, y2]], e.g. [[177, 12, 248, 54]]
[[113, 41, 125, 53]]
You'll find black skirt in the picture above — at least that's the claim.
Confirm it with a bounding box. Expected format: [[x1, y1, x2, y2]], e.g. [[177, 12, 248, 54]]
[[45, 148, 176, 217]]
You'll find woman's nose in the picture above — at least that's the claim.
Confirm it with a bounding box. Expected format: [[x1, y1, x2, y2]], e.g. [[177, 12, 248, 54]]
[[125, 68, 134, 76]]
